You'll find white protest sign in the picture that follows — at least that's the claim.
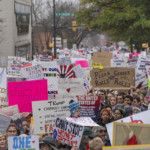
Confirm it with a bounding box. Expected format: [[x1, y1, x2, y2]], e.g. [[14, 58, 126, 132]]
[[40, 62, 58, 96], [7, 76, 27, 82], [57, 57, 71, 65], [8, 135, 39, 150], [53, 117, 84, 148], [0, 68, 7, 88], [111, 59, 126, 67], [0, 114, 11, 133], [73, 65, 85, 78], [106, 110, 150, 145], [32, 98, 72, 134], [66, 117, 99, 127], [56, 78, 87, 99], [21, 64, 43, 80], [0, 85, 7, 107]]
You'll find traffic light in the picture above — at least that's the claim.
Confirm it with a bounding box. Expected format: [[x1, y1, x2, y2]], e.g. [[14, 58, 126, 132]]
[[72, 21, 76, 32]]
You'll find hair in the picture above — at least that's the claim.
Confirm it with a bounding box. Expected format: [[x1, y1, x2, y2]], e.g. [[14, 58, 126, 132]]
[[0, 133, 7, 149], [104, 105, 112, 110], [133, 96, 141, 103], [124, 95, 133, 102], [99, 90, 106, 95], [6, 123, 20, 136], [100, 109, 110, 117], [114, 108, 126, 117], [89, 137, 104, 150]]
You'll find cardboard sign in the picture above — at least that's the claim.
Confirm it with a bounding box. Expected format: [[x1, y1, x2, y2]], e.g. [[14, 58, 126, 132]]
[[0, 114, 11, 133], [103, 145, 150, 150], [56, 78, 87, 99], [21, 64, 43, 80], [53, 117, 84, 148], [76, 96, 100, 122], [40, 62, 58, 96], [66, 117, 99, 127], [8, 79, 48, 112], [0, 85, 7, 107], [106, 110, 150, 145], [75, 60, 89, 68], [57, 57, 71, 65], [32, 98, 71, 134], [8, 135, 39, 150], [73, 65, 85, 78], [90, 68, 135, 89], [113, 122, 150, 146], [92, 52, 112, 67]]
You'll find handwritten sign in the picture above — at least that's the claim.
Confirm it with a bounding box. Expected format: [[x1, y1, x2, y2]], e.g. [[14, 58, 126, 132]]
[[21, 64, 43, 80], [0, 68, 7, 88], [92, 63, 103, 69], [111, 59, 126, 67], [8, 79, 48, 112], [90, 68, 135, 89], [106, 110, 150, 145], [0, 85, 7, 107], [56, 78, 87, 99], [8, 135, 39, 150], [7, 76, 26, 82], [76, 96, 100, 122], [32, 98, 71, 134], [75, 60, 89, 68], [73, 65, 85, 78], [57, 57, 71, 65], [66, 117, 99, 127], [53, 117, 84, 148]]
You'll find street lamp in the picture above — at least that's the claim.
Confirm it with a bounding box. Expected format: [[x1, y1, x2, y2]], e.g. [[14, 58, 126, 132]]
[[53, 0, 56, 59]]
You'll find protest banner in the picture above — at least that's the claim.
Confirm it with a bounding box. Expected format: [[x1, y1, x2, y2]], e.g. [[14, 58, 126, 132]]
[[92, 52, 112, 67], [32, 98, 71, 134], [75, 60, 89, 68], [57, 65, 74, 78], [57, 57, 71, 65], [21, 64, 43, 80], [8, 79, 48, 112], [73, 65, 85, 78], [53, 117, 84, 148], [112, 122, 150, 146], [66, 117, 99, 126], [90, 68, 135, 89], [7, 76, 26, 82], [103, 145, 150, 150], [40, 62, 58, 96], [8, 135, 39, 150], [106, 110, 150, 145], [0, 114, 11, 133], [76, 96, 100, 122], [56, 78, 87, 99]]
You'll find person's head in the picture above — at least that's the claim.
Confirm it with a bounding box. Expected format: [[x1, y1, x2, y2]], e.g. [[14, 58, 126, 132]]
[[132, 97, 141, 108], [113, 90, 118, 97], [40, 136, 56, 150], [95, 126, 107, 142], [69, 100, 81, 118], [0, 133, 7, 149], [114, 108, 125, 121], [6, 123, 20, 137], [100, 109, 110, 123], [117, 94, 124, 104], [21, 113, 32, 125], [132, 107, 141, 115], [104, 105, 113, 118], [107, 93, 112, 101], [22, 119, 29, 135], [124, 106, 133, 116], [110, 96, 117, 106], [124, 95, 133, 105], [98, 90, 106, 101], [89, 137, 104, 150]]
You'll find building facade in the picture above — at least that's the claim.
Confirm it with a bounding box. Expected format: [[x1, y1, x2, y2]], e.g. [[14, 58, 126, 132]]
[[0, 0, 32, 65]]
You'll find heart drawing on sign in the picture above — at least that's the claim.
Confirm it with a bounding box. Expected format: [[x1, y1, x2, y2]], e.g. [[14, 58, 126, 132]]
[[66, 88, 71, 93], [32, 141, 35, 144]]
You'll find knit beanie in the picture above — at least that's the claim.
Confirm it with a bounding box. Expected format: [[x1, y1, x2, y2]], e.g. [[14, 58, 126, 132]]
[[69, 100, 81, 115]]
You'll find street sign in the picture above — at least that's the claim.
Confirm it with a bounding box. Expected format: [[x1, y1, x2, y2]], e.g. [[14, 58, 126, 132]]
[[49, 43, 54, 48], [56, 13, 74, 16], [142, 43, 148, 48]]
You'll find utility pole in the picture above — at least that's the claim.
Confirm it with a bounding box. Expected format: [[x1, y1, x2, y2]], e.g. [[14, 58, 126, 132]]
[[53, 0, 56, 59]]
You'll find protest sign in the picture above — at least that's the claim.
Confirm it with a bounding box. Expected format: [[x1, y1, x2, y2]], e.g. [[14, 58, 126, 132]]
[[75, 60, 89, 68], [0, 114, 11, 133], [0, 85, 7, 107], [57, 65, 74, 78], [92, 52, 112, 67], [112, 122, 150, 146], [32, 98, 71, 134], [76, 96, 100, 122], [126, 58, 137, 68], [40, 62, 58, 96], [90, 68, 135, 89], [21, 64, 43, 80], [8, 135, 39, 150], [92, 63, 103, 69], [7, 76, 26, 82], [56, 78, 87, 99], [53, 117, 84, 148], [106, 110, 150, 145], [39, 55, 52, 61], [8, 79, 48, 112], [111, 59, 126, 67], [1, 57, 6, 66], [73, 65, 85, 78], [0, 68, 7, 88], [57, 57, 71, 65], [66, 117, 99, 127], [103, 145, 150, 150]]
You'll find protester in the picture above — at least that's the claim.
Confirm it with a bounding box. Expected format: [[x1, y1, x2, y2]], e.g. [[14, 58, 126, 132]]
[[114, 108, 126, 121], [89, 137, 104, 150], [22, 118, 30, 135], [117, 93, 124, 104], [109, 96, 117, 111], [0, 133, 7, 150], [124, 95, 133, 105], [104, 105, 114, 122], [6, 123, 20, 137]]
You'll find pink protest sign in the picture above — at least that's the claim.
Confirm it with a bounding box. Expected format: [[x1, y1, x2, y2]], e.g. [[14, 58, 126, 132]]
[[8, 79, 48, 112], [75, 60, 89, 68]]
